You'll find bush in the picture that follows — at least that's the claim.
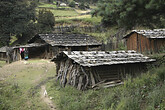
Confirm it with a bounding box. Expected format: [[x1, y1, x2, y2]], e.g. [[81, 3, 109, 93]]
[[152, 66, 165, 82], [146, 84, 165, 110], [69, 1, 76, 8], [79, 3, 85, 10]]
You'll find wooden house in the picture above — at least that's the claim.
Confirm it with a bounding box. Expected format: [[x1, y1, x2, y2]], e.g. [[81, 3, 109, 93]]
[[52, 50, 155, 90], [0, 46, 7, 61], [28, 34, 102, 58], [123, 29, 165, 53]]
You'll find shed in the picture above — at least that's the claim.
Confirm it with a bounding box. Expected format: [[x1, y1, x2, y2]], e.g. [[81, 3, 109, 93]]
[[28, 34, 102, 58], [52, 50, 155, 90], [123, 29, 165, 53], [0, 46, 8, 61], [12, 43, 48, 61]]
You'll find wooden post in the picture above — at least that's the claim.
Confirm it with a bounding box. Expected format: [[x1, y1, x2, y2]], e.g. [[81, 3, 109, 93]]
[[137, 33, 139, 52], [139, 35, 142, 53]]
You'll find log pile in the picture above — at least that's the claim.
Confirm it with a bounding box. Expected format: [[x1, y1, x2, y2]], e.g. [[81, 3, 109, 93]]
[[56, 59, 124, 90], [56, 59, 93, 90]]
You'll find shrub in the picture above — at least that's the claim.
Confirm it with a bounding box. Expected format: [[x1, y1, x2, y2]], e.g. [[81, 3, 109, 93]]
[[69, 1, 76, 8], [37, 9, 55, 33]]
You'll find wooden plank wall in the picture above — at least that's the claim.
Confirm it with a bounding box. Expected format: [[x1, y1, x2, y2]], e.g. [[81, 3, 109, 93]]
[[126, 33, 165, 53], [0, 52, 7, 61]]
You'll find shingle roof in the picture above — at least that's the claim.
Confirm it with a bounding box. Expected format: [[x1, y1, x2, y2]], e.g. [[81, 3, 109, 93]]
[[53, 50, 155, 67], [124, 29, 165, 39], [29, 34, 102, 46], [0, 46, 8, 53], [13, 43, 47, 49]]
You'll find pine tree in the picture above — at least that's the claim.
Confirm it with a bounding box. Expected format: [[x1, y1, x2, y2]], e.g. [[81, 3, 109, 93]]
[[37, 9, 55, 33], [93, 0, 165, 29]]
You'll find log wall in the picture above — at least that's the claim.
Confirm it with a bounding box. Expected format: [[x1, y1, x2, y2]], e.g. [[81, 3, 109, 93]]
[[55, 58, 147, 90]]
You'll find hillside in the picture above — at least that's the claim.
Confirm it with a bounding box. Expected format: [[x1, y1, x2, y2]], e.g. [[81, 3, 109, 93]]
[[0, 55, 164, 110]]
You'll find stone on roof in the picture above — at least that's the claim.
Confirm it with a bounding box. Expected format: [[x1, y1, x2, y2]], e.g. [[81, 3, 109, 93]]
[[13, 43, 47, 49], [29, 34, 102, 46], [0, 46, 8, 53], [124, 29, 165, 39], [54, 50, 155, 67]]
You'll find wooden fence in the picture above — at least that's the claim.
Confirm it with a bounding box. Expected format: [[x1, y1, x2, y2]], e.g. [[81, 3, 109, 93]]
[[103, 28, 127, 51]]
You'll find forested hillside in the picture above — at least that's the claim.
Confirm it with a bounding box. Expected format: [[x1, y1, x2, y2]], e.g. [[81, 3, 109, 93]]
[[92, 0, 165, 29]]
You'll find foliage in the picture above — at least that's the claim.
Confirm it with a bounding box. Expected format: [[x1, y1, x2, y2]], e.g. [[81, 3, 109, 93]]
[[79, 2, 90, 10], [0, 0, 37, 46], [93, 0, 165, 29], [37, 9, 55, 33], [69, 1, 76, 7]]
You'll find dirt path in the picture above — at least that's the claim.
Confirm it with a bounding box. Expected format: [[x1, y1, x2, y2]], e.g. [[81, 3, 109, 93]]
[[40, 85, 57, 110], [0, 59, 57, 109]]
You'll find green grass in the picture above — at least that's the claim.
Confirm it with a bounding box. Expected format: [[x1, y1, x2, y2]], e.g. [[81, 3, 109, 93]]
[[79, 16, 102, 25], [38, 2, 57, 8], [0, 60, 56, 110], [46, 66, 165, 110], [0, 61, 6, 68], [55, 15, 91, 22], [50, 9, 79, 17]]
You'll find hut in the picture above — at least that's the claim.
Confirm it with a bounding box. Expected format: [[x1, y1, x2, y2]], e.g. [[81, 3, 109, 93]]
[[52, 50, 155, 90], [0, 46, 7, 61], [123, 29, 165, 53], [28, 34, 102, 58]]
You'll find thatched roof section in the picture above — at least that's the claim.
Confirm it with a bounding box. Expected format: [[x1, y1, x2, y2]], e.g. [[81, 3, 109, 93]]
[[124, 29, 165, 39], [13, 43, 47, 49], [29, 34, 102, 46], [53, 50, 155, 67], [0, 46, 8, 53]]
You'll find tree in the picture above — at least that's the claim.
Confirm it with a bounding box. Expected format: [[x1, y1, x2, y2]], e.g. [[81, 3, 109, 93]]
[[93, 0, 165, 29], [37, 9, 55, 33], [69, 1, 76, 8], [79, 2, 86, 10], [0, 0, 37, 46]]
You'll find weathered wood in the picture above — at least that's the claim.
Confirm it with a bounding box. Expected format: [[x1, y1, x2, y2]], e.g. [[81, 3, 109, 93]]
[[103, 82, 124, 88], [77, 76, 83, 90], [90, 71, 95, 86], [81, 67, 89, 89]]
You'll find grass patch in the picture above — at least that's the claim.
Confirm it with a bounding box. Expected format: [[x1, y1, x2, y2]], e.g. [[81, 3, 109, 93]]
[[38, 2, 57, 8], [56, 15, 91, 21], [46, 66, 165, 110], [26, 59, 50, 63], [0, 61, 6, 68], [50, 9, 79, 17], [0, 60, 56, 109], [79, 16, 102, 25]]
